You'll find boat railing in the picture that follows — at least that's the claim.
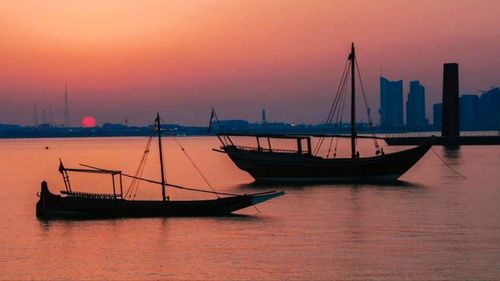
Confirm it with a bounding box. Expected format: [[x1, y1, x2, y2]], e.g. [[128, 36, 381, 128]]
[[227, 144, 308, 154], [61, 190, 121, 200]]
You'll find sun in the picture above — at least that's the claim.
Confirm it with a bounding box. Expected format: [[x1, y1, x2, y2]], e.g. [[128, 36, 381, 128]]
[[81, 116, 96, 128]]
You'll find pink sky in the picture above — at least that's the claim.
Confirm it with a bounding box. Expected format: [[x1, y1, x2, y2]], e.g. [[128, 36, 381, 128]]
[[0, 0, 499, 126]]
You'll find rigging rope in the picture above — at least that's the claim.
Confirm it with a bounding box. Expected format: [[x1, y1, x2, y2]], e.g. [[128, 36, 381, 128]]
[[81, 163, 248, 197], [327, 83, 348, 157], [124, 134, 154, 199], [314, 60, 351, 155], [173, 132, 261, 212], [430, 147, 467, 179], [323, 60, 351, 128], [173, 134, 261, 212], [332, 86, 348, 158], [172, 137, 221, 198], [315, 54, 387, 158], [355, 59, 381, 154], [315, 50, 391, 158], [121, 172, 245, 196], [80, 119, 273, 207], [326, 134, 335, 158]]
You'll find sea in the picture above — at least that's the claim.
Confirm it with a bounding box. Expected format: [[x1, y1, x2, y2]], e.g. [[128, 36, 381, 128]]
[[0, 137, 499, 280]]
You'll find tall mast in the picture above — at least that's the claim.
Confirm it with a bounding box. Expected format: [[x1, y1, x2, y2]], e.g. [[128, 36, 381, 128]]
[[350, 43, 356, 158], [156, 113, 167, 201]]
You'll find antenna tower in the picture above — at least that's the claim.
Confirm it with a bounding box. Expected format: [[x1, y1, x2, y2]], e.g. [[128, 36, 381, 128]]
[[49, 104, 53, 126], [33, 102, 39, 127], [64, 82, 70, 127]]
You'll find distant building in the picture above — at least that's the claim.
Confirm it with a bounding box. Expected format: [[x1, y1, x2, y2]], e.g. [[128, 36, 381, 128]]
[[433, 103, 442, 129], [406, 80, 426, 129], [478, 87, 500, 130], [379, 77, 403, 128], [261, 109, 267, 124], [442, 63, 459, 136], [434, 88, 499, 131], [459, 94, 479, 130]]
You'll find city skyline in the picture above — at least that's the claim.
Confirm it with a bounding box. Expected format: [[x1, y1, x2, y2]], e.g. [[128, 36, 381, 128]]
[[434, 86, 500, 131], [0, 0, 499, 126], [6, 76, 499, 129], [5, 81, 500, 129]]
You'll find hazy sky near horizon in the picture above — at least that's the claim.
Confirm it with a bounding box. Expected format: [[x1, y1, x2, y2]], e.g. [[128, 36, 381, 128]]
[[0, 0, 499, 126]]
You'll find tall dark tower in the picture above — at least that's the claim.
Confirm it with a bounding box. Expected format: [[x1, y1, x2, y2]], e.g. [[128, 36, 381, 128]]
[[261, 109, 267, 124], [442, 63, 459, 136], [64, 82, 70, 127]]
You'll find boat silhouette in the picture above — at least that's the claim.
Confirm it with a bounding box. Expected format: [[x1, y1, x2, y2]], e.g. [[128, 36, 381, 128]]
[[36, 113, 284, 219], [215, 43, 431, 182]]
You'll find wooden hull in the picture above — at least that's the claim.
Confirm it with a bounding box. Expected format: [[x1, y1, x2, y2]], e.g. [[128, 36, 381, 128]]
[[36, 182, 284, 219], [222, 145, 431, 183]]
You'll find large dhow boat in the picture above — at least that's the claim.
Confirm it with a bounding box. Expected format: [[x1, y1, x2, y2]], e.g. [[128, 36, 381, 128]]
[[215, 44, 431, 182], [36, 114, 284, 219]]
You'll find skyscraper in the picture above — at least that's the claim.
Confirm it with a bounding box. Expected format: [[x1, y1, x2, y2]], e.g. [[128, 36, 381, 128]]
[[379, 77, 403, 128], [459, 94, 479, 130], [435, 88, 499, 131], [406, 80, 426, 129], [478, 87, 500, 130]]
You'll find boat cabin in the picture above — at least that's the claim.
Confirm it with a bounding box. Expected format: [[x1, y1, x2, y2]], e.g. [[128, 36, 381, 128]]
[[217, 133, 313, 155]]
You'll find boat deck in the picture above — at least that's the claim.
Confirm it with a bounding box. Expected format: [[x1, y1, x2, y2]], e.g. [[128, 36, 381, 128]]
[[60, 190, 121, 200]]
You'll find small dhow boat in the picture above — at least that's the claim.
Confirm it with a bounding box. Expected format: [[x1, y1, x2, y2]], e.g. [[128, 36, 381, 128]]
[[36, 114, 284, 219], [214, 43, 431, 182]]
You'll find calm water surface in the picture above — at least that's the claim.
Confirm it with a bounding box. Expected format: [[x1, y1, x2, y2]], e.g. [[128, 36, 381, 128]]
[[0, 137, 499, 280]]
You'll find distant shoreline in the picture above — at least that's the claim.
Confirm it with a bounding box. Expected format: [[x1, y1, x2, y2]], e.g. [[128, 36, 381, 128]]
[[2, 120, 498, 140], [1, 129, 498, 140]]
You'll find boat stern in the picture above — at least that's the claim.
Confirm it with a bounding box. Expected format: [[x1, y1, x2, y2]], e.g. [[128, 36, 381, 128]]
[[36, 181, 62, 219], [36, 181, 49, 218]]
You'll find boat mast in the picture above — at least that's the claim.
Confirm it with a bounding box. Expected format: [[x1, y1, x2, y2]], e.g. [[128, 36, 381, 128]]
[[156, 113, 167, 201], [350, 43, 356, 158]]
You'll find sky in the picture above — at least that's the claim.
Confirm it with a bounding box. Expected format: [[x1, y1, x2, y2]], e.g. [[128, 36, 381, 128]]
[[0, 0, 499, 126]]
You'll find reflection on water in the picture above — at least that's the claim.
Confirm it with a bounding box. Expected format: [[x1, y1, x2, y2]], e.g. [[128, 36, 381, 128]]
[[38, 220, 52, 233], [443, 145, 462, 162], [0, 137, 499, 280], [239, 179, 426, 190]]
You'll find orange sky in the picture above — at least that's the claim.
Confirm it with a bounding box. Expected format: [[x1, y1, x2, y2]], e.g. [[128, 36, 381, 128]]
[[0, 0, 499, 125]]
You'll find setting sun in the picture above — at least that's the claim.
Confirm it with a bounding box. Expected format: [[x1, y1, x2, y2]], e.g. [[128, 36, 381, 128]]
[[81, 116, 96, 128]]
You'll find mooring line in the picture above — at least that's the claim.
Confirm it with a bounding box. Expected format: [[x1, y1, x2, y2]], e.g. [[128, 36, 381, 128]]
[[430, 147, 466, 179]]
